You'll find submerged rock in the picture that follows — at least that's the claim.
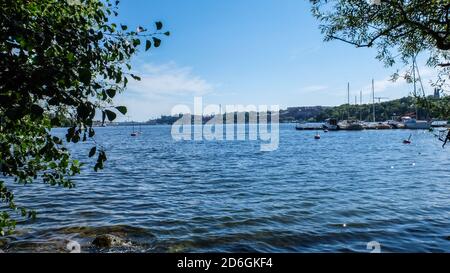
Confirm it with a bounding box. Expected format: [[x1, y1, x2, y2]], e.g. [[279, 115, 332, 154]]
[[92, 234, 127, 248], [0, 239, 6, 249]]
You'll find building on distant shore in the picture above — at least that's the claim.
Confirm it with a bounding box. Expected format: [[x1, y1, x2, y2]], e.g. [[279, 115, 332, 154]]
[[434, 88, 440, 99]]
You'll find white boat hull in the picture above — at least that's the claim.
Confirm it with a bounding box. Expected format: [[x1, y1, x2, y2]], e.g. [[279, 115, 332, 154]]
[[404, 121, 431, 129]]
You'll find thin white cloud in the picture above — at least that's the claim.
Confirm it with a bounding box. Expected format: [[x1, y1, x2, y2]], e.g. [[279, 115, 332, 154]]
[[114, 62, 215, 121], [127, 62, 214, 97]]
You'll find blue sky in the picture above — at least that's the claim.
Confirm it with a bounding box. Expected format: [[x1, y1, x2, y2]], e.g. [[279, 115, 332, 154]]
[[114, 0, 436, 121]]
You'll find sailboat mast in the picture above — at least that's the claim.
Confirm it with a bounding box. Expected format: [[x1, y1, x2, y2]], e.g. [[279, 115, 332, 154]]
[[413, 57, 429, 119], [372, 78, 375, 122], [360, 90, 362, 121], [347, 82, 350, 120], [412, 57, 418, 119]]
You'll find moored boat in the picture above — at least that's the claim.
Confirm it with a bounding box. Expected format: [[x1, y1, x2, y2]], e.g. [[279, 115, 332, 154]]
[[338, 120, 364, 131], [323, 118, 339, 131], [295, 122, 324, 130], [401, 117, 431, 130], [363, 122, 392, 130], [431, 120, 448, 128]]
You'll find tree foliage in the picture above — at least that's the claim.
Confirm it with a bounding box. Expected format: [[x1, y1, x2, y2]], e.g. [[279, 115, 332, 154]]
[[0, 0, 169, 235], [315, 96, 443, 121], [310, 0, 450, 92]]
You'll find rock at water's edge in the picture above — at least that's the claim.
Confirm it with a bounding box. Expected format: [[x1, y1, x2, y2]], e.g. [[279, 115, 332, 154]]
[[92, 234, 125, 248]]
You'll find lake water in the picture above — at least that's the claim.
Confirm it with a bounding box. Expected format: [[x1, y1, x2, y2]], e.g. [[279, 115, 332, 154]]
[[2, 124, 450, 252]]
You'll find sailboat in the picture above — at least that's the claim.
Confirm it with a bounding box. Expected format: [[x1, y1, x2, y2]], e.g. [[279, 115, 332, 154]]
[[403, 57, 431, 130], [401, 116, 430, 130], [337, 83, 364, 130], [130, 119, 139, 137]]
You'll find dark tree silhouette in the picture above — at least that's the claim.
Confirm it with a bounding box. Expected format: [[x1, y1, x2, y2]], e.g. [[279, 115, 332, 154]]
[[0, 0, 169, 234]]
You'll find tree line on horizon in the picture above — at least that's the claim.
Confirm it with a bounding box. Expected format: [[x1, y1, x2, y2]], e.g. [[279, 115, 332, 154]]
[[144, 96, 449, 125]]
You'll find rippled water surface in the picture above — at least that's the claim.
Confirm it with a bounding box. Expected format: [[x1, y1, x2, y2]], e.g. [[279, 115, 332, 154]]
[[3, 125, 450, 252]]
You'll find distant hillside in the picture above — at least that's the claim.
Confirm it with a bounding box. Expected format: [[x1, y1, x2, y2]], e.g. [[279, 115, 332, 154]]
[[314, 96, 444, 122], [144, 96, 448, 125], [279, 106, 331, 123]]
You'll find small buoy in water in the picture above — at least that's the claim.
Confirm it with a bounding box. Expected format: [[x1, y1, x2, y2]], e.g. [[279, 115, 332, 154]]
[[314, 134, 321, 139], [343, 223, 347, 227], [323, 129, 329, 133], [412, 162, 416, 166], [391, 166, 394, 169]]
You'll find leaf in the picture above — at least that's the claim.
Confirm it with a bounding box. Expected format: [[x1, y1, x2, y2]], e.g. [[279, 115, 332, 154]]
[[153, 37, 161, 48], [30, 104, 44, 119], [121, 24, 128, 31], [101, 90, 107, 100], [89, 147, 96, 158], [77, 104, 91, 119], [113, 69, 122, 83], [106, 88, 116, 98], [132, 38, 141, 47], [78, 68, 91, 85], [99, 150, 107, 161], [51, 117, 60, 127], [66, 126, 76, 142], [94, 162, 102, 172], [66, 52, 75, 62], [105, 110, 117, 121], [102, 111, 106, 124], [145, 40, 151, 51], [115, 106, 127, 115], [137, 26, 145, 33], [155, 21, 163, 30], [88, 127, 95, 137], [130, 74, 141, 81], [5, 107, 23, 120]]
